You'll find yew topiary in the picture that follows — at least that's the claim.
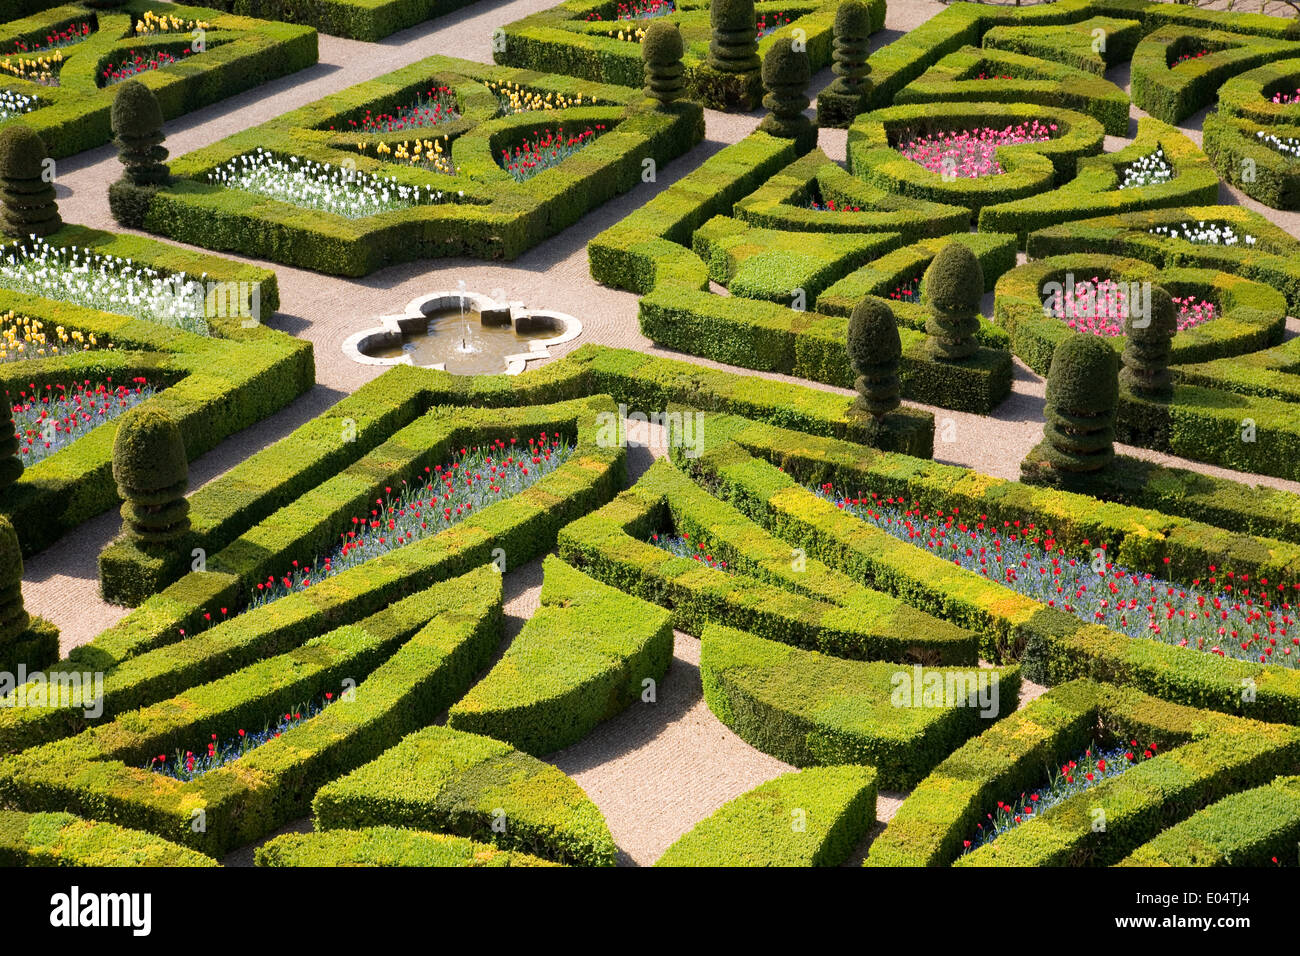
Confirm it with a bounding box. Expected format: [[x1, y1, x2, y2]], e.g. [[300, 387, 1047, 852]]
[[0, 123, 61, 239], [827, 1, 872, 99], [1042, 333, 1118, 474], [923, 243, 983, 362], [642, 20, 686, 107], [708, 0, 760, 74], [0, 516, 30, 646], [1119, 285, 1177, 399], [0, 392, 20, 494], [847, 297, 901, 421], [112, 81, 170, 187], [111, 407, 191, 547], [757, 37, 812, 142]]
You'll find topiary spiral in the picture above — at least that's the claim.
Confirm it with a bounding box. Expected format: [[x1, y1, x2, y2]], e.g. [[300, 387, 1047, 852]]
[[1042, 333, 1118, 473], [847, 297, 901, 420], [827, 1, 872, 98], [923, 243, 983, 362], [642, 20, 686, 107], [0, 123, 61, 239], [112, 81, 170, 187], [757, 37, 812, 141], [1119, 285, 1177, 399], [0, 391, 21, 494], [0, 516, 30, 646], [111, 407, 191, 547], [708, 0, 760, 74]]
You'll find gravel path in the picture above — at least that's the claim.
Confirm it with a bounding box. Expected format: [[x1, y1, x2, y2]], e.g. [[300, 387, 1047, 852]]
[[14, 0, 1300, 865]]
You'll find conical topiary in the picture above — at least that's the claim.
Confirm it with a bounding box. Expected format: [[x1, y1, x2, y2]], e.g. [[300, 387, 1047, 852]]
[[0, 515, 30, 647], [0, 123, 61, 239], [1041, 333, 1118, 474], [827, 1, 872, 100], [0, 390, 20, 494], [111, 406, 190, 547], [1119, 285, 1177, 399], [112, 80, 170, 187], [923, 243, 983, 362], [642, 20, 686, 107], [708, 0, 760, 74], [847, 297, 901, 421], [757, 37, 812, 142]]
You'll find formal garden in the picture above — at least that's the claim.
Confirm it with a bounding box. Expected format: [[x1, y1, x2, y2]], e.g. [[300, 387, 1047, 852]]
[[2, 0, 1300, 879]]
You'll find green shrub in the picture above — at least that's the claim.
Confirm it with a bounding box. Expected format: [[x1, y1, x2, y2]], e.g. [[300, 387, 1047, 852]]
[[111, 406, 191, 548], [1040, 333, 1119, 475], [643, 20, 686, 107], [708, 0, 760, 74], [0, 516, 31, 645], [757, 37, 813, 144], [656, 766, 877, 866], [0, 396, 20, 493], [818, 0, 872, 127], [847, 296, 901, 421], [923, 242, 983, 361], [0, 810, 216, 867], [255, 828, 557, 867], [1119, 285, 1177, 398], [0, 123, 60, 239], [313, 725, 617, 866]]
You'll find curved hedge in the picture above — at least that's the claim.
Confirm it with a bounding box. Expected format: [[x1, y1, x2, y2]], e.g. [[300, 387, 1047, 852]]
[[1216, 55, 1300, 125], [0, 810, 216, 866], [896, 45, 1130, 136], [993, 254, 1287, 376], [447, 555, 673, 756], [700, 622, 1021, 790], [313, 725, 617, 866], [655, 766, 877, 866], [198, 0, 480, 42], [867, 679, 1300, 866], [1203, 111, 1300, 210], [140, 56, 704, 275], [557, 458, 979, 664], [255, 827, 559, 867], [0, 1, 317, 159], [981, 16, 1143, 76]]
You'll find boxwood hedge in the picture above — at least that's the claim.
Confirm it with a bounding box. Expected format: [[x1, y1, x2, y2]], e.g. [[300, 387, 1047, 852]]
[[255, 827, 558, 867], [0, 809, 216, 866]]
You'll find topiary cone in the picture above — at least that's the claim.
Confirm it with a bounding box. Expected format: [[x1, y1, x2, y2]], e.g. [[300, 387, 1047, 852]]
[[923, 243, 983, 362], [642, 20, 686, 107], [1119, 285, 1177, 399], [828, 0, 872, 97], [0, 123, 61, 239], [757, 37, 812, 141], [708, 0, 760, 74], [112, 80, 170, 187], [0, 515, 30, 645], [847, 296, 901, 421], [112, 406, 191, 546], [1042, 333, 1118, 474], [0, 391, 21, 494]]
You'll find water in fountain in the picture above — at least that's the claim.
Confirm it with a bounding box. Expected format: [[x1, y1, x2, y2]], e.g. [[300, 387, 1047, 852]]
[[363, 307, 555, 375]]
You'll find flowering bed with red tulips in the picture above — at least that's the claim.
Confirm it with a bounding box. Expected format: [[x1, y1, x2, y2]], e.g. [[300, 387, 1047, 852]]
[[333, 85, 459, 134], [815, 485, 1299, 668], [9, 377, 155, 467], [897, 121, 1058, 179], [6, 21, 93, 56], [1043, 276, 1218, 336], [248, 433, 571, 609], [102, 47, 199, 86], [499, 125, 606, 182], [650, 531, 729, 571], [962, 740, 1161, 853]]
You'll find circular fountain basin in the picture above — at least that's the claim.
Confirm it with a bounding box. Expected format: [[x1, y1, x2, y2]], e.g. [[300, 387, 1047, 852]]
[[343, 291, 582, 375]]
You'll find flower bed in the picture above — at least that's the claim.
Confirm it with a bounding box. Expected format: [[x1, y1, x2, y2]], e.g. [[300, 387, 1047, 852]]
[[249, 434, 571, 609], [6, 21, 92, 55], [10, 377, 154, 467], [102, 47, 200, 86], [1117, 148, 1174, 189], [1043, 276, 1217, 336], [756, 11, 793, 39], [896, 121, 1057, 179], [0, 89, 37, 120], [650, 531, 729, 570], [1148, 220, 1258, 246], [0, 310, 100, 363], [0, 51, 63, 85], [206, 149, 451, 219], [339, 85, 459, 133], [817, 485, 1299, 668], [499, 125, 605, 182], [0, 237, 210, 334], [963, 740, 1161, 853], [1256, 128, 1300, 159], [487, 80, 590, 115]]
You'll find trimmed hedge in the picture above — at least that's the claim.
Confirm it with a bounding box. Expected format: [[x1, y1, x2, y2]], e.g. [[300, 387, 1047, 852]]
[[0, 224, 310, 559], [557, 457, 978, 664], [867, 678, 1300, 866], [847, 101, 1106, 216], [655, 766, 877, 866], [699, 622, 1021, 790], [1117, 775, 1300, 866], [1203, 111, 1300, 210], [140, 57, 704, 275], [0, 568, 504, 856], [493, 0, 885, 112], [993, 254, 1287, 376], [447, 555, 673, 755], [0, 1, 317, 159], [896, 44, 1130, 135], [313, 725, 617, 866], [675, 413, 1300, 724], [982, 16, 1143, 76], [255, 827, 558, 867], [1129, 24, 1300, 124], [198, 0, 479, 42], [0, 810, 216, 866], [978, 117, 1221, 241]]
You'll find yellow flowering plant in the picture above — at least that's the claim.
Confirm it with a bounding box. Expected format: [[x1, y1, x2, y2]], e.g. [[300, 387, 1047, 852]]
[[0, 310, 101, 364]]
